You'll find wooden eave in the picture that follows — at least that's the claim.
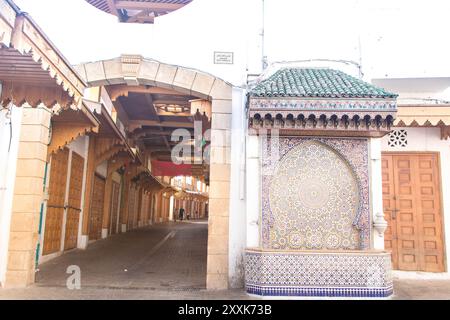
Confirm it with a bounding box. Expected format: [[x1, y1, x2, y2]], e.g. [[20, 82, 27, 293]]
[[395, 104, 450, 140], [47, 102, 100, 156], [83, 99, 136, 159], [395, 104, 450, 126], [0, 1, 86, 108]]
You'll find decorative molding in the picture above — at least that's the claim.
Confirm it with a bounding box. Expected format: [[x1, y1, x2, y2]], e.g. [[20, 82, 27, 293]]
[[250, 97, 397, 111], [249, 97, 397, 136]]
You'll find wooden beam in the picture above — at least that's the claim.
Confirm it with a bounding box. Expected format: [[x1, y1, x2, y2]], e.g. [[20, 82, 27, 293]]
[[115, 1, 186, 11], [82, 136, 97, 236], [128, 120, 194, 132]]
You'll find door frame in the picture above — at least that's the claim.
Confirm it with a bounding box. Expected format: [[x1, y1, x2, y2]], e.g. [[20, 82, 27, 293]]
[[382, 151, 447, 272]]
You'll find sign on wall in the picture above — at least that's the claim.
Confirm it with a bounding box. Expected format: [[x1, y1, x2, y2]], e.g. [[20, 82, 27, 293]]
[[214, 51, 234, 65]]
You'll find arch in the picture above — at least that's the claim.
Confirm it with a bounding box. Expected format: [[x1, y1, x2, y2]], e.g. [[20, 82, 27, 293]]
[[75, 55, 233, 290], [268, 140, 361, 250], [75, 55, 232, 101]]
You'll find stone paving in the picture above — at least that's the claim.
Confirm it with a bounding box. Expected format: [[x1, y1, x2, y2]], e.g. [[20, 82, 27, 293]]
[[0, 220, 449, 300]]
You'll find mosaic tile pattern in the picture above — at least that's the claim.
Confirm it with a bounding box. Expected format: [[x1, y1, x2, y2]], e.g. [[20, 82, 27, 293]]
[[262, 137, 371, 250], [268, 141, 360, 250], [245, 250, 394, 298]]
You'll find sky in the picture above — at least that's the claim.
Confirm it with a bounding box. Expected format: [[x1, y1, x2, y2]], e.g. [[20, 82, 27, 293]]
[[13, 0, 450, 86]]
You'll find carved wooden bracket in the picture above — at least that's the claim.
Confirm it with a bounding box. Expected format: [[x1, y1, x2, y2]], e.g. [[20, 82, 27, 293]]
[[95, 145, 126, 167], [0, 82, 75, 109], [440, 126, 450, 140], [47, 123, 97, 157]]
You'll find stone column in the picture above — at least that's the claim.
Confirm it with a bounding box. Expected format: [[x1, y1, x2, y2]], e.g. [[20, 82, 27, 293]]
[[207, 97, 232, 290], [5, 105, 51, 287], [369, 138, 387, 250], [246, 135, 261, 248]]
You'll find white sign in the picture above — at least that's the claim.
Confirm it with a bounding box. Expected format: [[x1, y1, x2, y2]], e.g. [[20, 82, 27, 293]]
[[214, 52, 234, 65]]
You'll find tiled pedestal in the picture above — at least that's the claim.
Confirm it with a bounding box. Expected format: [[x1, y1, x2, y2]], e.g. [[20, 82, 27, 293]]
[[245, 249, 393, 298]]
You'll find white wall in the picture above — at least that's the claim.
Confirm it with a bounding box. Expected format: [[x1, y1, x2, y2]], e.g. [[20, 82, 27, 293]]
[[228, 87, 247, 288], [381, 127, 450, 273], [0, 105, 23, 286]]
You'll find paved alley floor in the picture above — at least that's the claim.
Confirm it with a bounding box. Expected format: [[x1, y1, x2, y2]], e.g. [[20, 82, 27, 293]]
[[0, 220, 449, 300], [35, 220, 210, 291]]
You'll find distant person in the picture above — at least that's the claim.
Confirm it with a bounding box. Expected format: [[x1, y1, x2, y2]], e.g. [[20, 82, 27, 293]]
[[187, 212, 191, 220], [179, 208, 185, 221]]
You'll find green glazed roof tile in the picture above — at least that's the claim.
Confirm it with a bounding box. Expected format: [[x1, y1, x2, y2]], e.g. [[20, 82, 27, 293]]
[[250, 68, 398, 99]]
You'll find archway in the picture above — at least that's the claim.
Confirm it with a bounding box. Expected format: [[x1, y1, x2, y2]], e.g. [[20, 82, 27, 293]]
[[74, 55, 233, 290]]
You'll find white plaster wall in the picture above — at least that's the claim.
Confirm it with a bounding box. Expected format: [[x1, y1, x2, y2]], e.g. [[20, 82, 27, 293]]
[[68, 136, 87, 158], [0, 105, 23, 286], [96, 160, 108, 178], [369, 138, 385, 250], [228, 87, 247, 288], [246, 135, 261, 249], [381, 127, 450, 273]]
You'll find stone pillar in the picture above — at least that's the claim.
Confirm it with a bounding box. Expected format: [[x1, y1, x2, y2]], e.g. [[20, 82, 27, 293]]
[[369, 138, 387, 250], [207, 97, 232, 290], [246, 135, 261, 248], [5, 105, 51, 287]]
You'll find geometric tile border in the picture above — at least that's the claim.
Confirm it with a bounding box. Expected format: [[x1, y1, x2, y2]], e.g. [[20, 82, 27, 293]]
[[245, 249, 393, 298]]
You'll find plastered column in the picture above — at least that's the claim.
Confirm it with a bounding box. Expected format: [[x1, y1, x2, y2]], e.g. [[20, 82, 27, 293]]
[[5, 105, 51, 287], [369, 138, 387, 250], [246, 135, 261, 248]]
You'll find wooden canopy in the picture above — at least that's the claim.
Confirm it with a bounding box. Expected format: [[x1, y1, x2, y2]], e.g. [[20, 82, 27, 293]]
[[396, 104, 450, 140], [85, 0, 193, 23], [0, 0, 85, 109]]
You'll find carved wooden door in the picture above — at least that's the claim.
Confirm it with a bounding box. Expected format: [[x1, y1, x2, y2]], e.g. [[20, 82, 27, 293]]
[[43, 148, 69, 255], [89, 175, 106, 240], [64, 152, 84, 251], [382, 153, 445, 272]]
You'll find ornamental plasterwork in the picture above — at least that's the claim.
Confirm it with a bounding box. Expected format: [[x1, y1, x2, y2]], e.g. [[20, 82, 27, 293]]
[[248, 98, 397, 134], [250, 98, 397, 111], [262, 137, 371, 250]]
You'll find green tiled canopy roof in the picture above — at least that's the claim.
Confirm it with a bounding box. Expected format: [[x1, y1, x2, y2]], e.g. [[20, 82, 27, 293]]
[[250, 68, 398, 99]]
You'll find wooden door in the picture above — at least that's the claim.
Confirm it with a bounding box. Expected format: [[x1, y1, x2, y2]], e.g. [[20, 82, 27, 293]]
[[43, 148, 70, 255], [382, 153, 445, 272], [109, 181, 120, 235], [64, 152, 84, 251], [89, 175, 106, 240]]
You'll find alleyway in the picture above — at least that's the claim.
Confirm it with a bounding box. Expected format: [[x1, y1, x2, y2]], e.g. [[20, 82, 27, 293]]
[[36, 220, 209, 291]]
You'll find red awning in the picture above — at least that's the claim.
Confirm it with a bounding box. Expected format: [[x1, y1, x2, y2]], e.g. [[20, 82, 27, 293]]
[[151, 160, 192, 177]]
